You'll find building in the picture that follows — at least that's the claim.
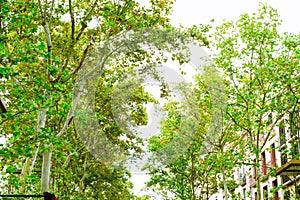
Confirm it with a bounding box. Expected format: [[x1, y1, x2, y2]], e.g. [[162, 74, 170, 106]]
[[234, 110, 300, 200]]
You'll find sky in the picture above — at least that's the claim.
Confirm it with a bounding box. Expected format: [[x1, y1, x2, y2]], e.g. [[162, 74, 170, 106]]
[[131, 0, 300, 197], [170, 0, 300, 33]]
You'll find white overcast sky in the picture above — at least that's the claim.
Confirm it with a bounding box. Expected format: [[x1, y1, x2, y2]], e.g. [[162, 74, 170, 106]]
[[170, 0, 300, 33], [132, 0, 300, 197]]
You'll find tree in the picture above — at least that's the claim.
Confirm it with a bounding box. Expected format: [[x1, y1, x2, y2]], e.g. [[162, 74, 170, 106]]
[[0, 0, 181, 198], [145, 69, 226, 199], [213, 3, 300, 199]]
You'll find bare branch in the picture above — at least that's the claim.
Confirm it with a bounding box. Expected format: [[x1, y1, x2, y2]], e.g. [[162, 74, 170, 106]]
[[60, 1, 98, 76], [49, 0, 55, 24], [56, 83, 83, 138], [75, 1, 98, 41], [71, 36, 94, 76], [62, 146, 85, 168], [37, 0, 46, 22], [68, 0, 75, 41], [29, 146, 39, 174]]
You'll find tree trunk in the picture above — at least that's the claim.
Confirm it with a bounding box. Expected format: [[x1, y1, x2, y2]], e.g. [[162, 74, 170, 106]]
[[19, 157, 32, 193], [206, 181, 209, 200], [29, 147, 39, 174], [191, 153, 196, 200], [37, 108, 50, 193], [256, 152, 261, 200], [40, 16, 52, 192], [41, 150, 52, 192], [221, 167, 228, 200]]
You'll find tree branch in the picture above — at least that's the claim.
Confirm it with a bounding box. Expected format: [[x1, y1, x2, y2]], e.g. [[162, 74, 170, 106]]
[[68, 0, 75, 41]]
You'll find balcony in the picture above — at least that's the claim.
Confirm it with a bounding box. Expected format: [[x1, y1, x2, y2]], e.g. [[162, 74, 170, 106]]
[[276, 160, 300, 176]]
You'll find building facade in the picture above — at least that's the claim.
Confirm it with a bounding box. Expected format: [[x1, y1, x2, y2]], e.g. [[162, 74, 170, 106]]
[[233, 111, 300, 200]]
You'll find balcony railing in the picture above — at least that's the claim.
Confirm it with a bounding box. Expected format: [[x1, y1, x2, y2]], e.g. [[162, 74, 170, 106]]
[[276, 160, 300, 177]]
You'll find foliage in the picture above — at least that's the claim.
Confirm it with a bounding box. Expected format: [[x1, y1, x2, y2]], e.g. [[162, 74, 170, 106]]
[[212, 3, 300, 200], [0, 0, 178, 198], [145, 74, 223, 200], [1, 1, 299, 199]]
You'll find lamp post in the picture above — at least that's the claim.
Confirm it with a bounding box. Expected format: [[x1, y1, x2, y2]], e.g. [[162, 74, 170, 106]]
[[0, 193, 57, 199], [0, 98, 6, 114]]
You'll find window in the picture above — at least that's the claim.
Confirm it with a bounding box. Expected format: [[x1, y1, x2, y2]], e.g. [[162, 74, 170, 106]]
[[254, 192, 258, 200], [291, 139, 300, 160], [261, 151, 267, 175], [270, 143, 276, 167], [239, 165, 246, 185], [240, 165, 246, 186], [272, 179, 279, 200], [253, 166, 256, 179], [279, 121, 286, 146], [280, 146, 288, 165], [289, 110, 299, 138], [267, 113, 273, 127], [263, 186, 268, 200]]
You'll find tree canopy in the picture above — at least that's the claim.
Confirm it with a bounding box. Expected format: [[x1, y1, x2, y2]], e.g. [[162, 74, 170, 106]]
[[0, 1, 299, 200]]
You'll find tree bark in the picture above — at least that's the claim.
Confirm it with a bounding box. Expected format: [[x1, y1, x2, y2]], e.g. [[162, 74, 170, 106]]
[[256, 152, 261, 200], [19, 158, 32, 193], [41, 150, 52, 192], [37, 108, 49, 193], [221, 167, 228, 200]]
